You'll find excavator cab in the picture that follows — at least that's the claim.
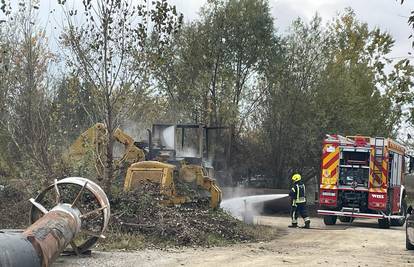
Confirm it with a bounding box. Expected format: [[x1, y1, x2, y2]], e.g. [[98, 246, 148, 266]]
[[125, 123, 223, 208]]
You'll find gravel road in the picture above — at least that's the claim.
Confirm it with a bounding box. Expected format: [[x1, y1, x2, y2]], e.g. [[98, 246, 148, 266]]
[[54, 216, 413, 267]]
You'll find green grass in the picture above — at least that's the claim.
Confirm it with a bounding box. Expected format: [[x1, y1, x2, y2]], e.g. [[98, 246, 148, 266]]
[[242, 224, 280, 242], [97, 232, 146, 251]]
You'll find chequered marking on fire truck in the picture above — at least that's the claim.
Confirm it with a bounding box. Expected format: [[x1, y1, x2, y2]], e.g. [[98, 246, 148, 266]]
[[321, 144, 340, 185], [320, 184, 337, 189], [369, 188, 386, 193], [371, 159, 387, 183], [369, 147, 388, 192]]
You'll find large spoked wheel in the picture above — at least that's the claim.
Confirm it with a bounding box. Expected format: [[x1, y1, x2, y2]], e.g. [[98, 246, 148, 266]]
[[29, 177, 110, 254]]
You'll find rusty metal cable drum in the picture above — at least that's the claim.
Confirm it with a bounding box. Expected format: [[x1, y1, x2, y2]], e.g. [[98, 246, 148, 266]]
[[29, 177, 111, 254]]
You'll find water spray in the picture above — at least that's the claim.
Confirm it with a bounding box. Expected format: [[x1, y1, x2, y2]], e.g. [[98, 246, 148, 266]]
[[221, 194, 289, 222]]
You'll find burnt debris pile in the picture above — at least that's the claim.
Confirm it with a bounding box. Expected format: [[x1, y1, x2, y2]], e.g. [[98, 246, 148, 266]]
[[109, 183, 257, 246], [1, 181, 278, 248]]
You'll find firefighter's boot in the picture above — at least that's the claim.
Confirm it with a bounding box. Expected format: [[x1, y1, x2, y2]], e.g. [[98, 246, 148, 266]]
[[304, 219, 310, 229], [288, 223, 298, 228]]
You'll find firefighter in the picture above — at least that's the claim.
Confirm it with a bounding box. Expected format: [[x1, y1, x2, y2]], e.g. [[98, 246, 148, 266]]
[[289, 173, 311, 228]]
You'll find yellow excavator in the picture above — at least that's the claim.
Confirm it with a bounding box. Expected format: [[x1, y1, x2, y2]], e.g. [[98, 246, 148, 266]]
[[124, 160, 222, 208], [67, 123, 222, 208], [67, 123, 145, 178]]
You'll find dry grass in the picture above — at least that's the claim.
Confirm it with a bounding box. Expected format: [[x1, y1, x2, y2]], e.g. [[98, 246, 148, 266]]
[[96, 223, 280, 251]]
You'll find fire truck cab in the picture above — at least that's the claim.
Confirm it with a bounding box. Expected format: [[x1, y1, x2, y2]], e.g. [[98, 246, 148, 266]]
[[317, 134, 411, 228]]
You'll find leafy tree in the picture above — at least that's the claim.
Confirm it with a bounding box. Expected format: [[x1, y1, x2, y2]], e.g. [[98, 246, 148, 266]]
[[395, 0, 414, 145], [259, 16, 328, 187], [259, 10, 413, 188], [318, 9, 403, 137], [0, 0, 411, 192], [0, 0, 60, 185], [53, 76, 100, 141], [153, 0, 276, 182], [57, 0, 182, 191]]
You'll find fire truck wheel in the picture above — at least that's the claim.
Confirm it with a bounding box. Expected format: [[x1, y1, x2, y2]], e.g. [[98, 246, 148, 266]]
[[378, 218, 390, 229], [339, 216, 354, 223], [390, 199, 407, 227], [323, 215, 337, 225]]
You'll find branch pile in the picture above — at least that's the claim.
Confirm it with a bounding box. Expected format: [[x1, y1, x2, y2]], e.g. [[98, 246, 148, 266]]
[[109, 183, 255, 246]]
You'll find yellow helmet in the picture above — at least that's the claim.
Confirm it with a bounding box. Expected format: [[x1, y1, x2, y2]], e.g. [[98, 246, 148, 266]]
[[292, 173, 301, 182]]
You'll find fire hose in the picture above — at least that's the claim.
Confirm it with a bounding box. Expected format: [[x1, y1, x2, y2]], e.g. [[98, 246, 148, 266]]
[[0, 177, 110, 267]]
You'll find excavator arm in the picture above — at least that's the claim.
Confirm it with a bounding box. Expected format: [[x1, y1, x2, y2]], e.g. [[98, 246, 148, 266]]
[[201, 176, 222, 209], [68, 123, 107, 160], [67, 123, 107, 177], [67, 123, 144, 176], [179, 164, 222, 209], [113, 128, 145, 165]]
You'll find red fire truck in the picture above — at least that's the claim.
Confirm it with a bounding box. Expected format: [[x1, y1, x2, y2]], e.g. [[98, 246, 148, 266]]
[[318, 134, 411, 228]]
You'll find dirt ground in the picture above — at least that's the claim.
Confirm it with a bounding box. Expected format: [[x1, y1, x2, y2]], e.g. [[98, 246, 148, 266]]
[[54, 215, 413, 267]]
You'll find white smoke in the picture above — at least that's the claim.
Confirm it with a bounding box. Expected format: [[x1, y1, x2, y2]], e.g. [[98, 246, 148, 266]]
[[220, 194, 288, 223], [120, 120, 150, 142], [203, 158, 213, 168], [161, 126, 175, 149], [177, 147, 199, 158]]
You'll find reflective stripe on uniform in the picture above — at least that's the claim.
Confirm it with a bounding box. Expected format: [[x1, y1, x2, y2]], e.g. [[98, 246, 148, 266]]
[[296, 197, 306, 203], [295, 184, 306, 203], [292, 209, 297, 223]]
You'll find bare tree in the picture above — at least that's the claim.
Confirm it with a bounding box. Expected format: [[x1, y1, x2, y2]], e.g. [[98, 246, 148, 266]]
[[0, 0, 58, 185], [58, 0, 182, 191]]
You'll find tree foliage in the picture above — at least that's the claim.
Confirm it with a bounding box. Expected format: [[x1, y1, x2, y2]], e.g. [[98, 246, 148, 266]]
[[257, 9, 412, 187], [0, 1, 412, 190], [0, 1, 63, 185], [57, 0, 182, 190]]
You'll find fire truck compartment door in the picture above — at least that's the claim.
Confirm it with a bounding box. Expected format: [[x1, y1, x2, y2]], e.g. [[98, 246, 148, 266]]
[[321, 144, 340, 185], [390, 153, 403, 186], [391, 187, 401, 214]]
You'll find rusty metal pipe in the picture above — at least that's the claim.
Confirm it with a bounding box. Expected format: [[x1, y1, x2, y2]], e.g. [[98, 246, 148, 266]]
[[24, 204, 81, 266], [0, 205, 81, 267], [0, 233, 41, 267], [0, 177, 110, 267]]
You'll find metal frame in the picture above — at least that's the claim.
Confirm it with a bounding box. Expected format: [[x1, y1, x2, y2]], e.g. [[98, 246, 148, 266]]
[[318, 209, 405, 220]]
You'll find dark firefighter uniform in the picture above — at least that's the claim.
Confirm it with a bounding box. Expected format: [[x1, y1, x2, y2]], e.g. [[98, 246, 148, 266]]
[[289, 173, 311, 228]]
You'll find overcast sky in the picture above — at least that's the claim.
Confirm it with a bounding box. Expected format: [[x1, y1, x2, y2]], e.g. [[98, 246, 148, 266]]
[[29, 0, 414, 59], [167, 0, 414, 59]]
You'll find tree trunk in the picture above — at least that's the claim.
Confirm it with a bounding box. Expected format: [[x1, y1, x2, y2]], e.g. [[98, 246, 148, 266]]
[[104, 135, 114, 194], [104, 96, 114, 194]]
